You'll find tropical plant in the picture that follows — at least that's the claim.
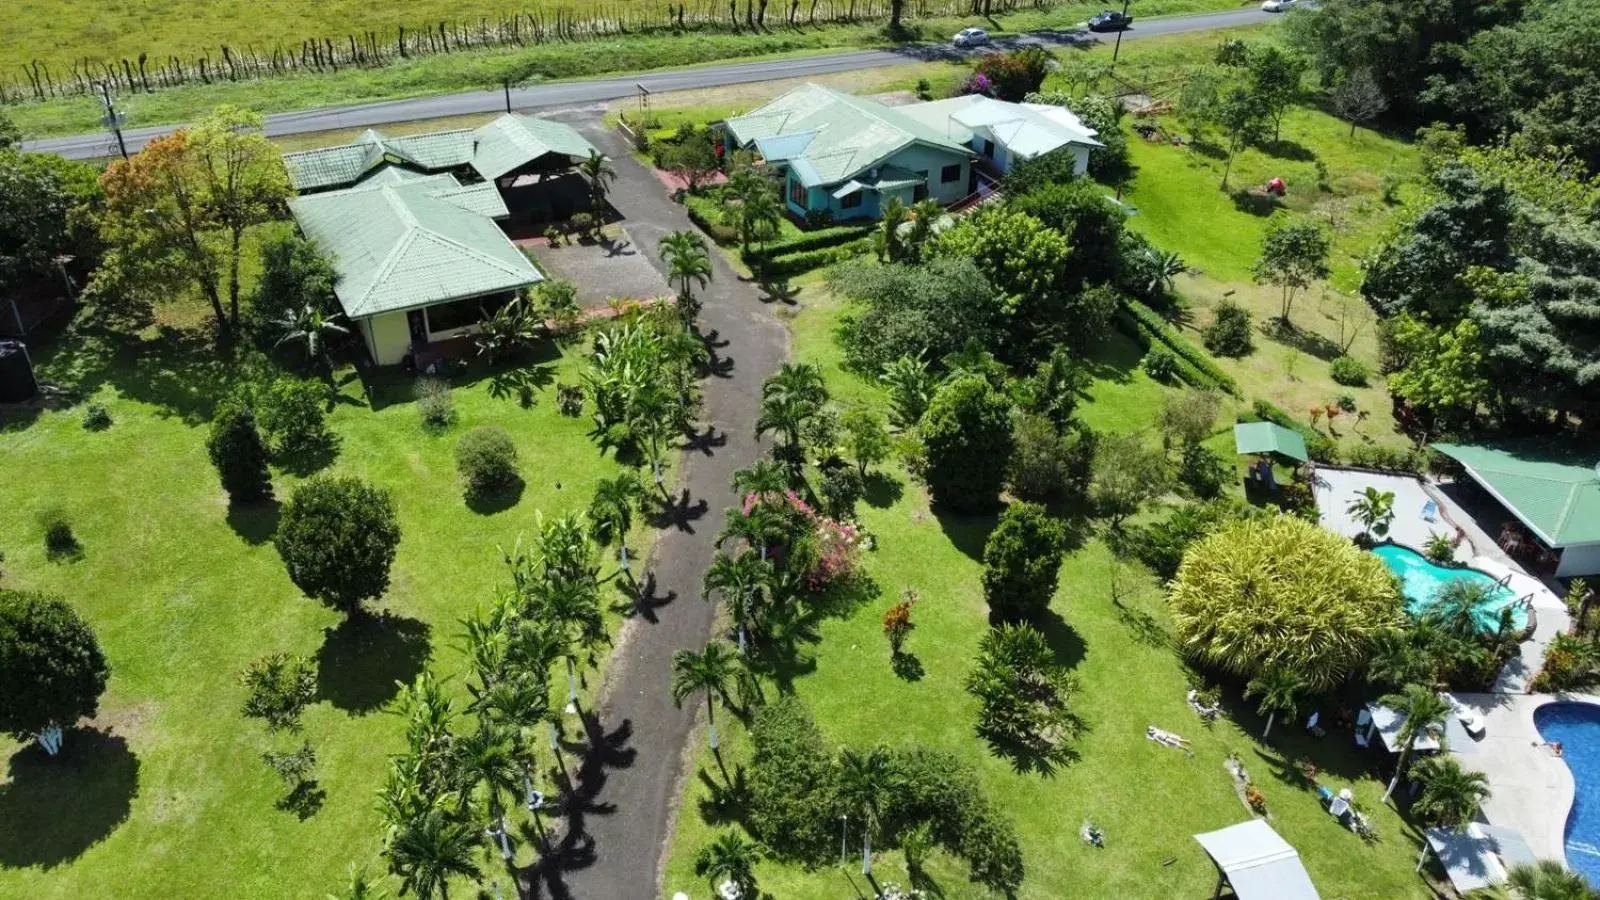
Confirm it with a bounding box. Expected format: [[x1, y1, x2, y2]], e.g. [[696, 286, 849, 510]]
[[240, 652, 317, 732], [658, 230, 713, 323], [1346, 486, 1396, 542], [588, 470, 648, 579], [981, 502, 1067, 620], [732, 458, 791, 499], [1471, 859, 1600, 899], [474, 293, 542, 363], [383, 804, 483, 900], [883, 589, 918, 658], [1412, 755, 1491, 830], [722, 166, 783, 253], [1378, 683, 1452, 802], [1146, 249, 1187, 299], [837, 745, 892, 875], [671, 641, 739, 750], [273, 303, 348, 368], [965, 623, 1083, 773], [0, 589, 110, 756], [578, 150, 616, 211], [755, 362, 829, 462], [842, 407, 892, 478], [1169, 515, 1404, 689], [1203, 300, 1254, 357], [451, 722, 521, 838], [1244, 666, 1306, 738], [694, 830, 762, 898], [879, 195, 910, 263], [702, 551, 775, 654], [879, 355, 936, 429]]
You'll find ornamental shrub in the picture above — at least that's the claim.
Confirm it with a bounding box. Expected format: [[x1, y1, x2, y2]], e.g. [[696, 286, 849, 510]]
[[81, 403, 112, 431], [982, 502, 1067, 620], [207, 402, 273, 503], [0, 589, 109, 746], [275, 476, 401, 616], [1007, 415, 1097, 504], [920, 374, 1014, 512], [415, 377, 456, 431], [748, 696, 840, 862], [256, 378, 332, 458], [1203, 300, 1255, 357], [1329, 355, 1370, 386], [1143, 347, 1177, 381], [455, 426, 521, 500]]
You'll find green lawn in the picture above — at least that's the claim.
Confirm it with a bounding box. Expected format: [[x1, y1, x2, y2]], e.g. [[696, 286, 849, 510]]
[[0, 320, 646, 897], [7, 0, 1247, 139], [661, 277, 1435, 900]]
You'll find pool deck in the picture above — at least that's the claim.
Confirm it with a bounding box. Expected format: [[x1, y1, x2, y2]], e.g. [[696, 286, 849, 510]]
[[1313, 466, 1570, 692], [1451, 692, 1597, 863]]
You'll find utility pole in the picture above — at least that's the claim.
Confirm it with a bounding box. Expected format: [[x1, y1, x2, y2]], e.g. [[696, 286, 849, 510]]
[[1111, 0, 1131, 64], [97, 81, 128, 160]]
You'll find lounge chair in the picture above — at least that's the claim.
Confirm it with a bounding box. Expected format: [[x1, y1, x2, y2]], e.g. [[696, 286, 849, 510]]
[[1422, 500, 1439, 522], [1328, 789, 1352, 820], [1354, 708, 1372, 748], [1146, 725, 1193, 756], [1187, 689, 1220, 720]]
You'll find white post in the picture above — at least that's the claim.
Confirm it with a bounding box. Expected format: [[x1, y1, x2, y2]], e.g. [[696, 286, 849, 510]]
[[565, 657, 578, 714], [37, 724, 63, 756], [709, 719, 718, 751], [548, 719, 560, 753], [862, 830, 872, 876], [1263, 712, 1275, 738]]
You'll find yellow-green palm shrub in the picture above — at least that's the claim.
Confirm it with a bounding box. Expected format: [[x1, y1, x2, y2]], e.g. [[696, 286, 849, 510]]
[[1168, 515, 1403, 690]]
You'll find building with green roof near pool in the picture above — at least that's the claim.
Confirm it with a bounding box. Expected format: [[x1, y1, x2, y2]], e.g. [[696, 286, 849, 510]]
[[1433, 442, 1600, 577]]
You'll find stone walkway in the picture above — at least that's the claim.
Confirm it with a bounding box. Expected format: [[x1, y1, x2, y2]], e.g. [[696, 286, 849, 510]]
[[518, 105, 789, 900]]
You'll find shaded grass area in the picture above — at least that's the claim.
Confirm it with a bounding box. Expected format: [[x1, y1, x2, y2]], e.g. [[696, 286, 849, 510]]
[[0, 314, 651, 896], [9, 0, 1245, 139], [662, 279, 1433, 898]]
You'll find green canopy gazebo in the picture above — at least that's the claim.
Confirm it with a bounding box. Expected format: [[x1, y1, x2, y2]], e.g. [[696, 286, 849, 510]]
[[1233, 422, 1309, 464]]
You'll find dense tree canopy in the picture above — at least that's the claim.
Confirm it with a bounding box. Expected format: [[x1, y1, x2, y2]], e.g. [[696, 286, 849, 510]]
[[0, 150, 100, 293], [275, 476, 402, 616], [830, 258, 1003, 374], [920, 373, 1015, 512], [0, 590, 110, 745], [1169, 515, 1403, 689]]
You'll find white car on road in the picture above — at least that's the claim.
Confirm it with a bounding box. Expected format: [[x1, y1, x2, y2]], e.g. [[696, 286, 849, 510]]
[[1261, 0, 1298, 11], [953, 27, 990, 47]]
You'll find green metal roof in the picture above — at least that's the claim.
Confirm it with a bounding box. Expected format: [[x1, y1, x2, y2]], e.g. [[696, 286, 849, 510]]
[[282, 128, 475, 192], [724, 83, 973, 188], [1234, 422, 1309, 463], [288, 174, 538, 319], [470, 114, 598, 181], [1433, 443, 1600, 547]]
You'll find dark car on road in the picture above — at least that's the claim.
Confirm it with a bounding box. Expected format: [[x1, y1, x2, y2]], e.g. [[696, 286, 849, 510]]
[[1087, 9, 1133, 31]]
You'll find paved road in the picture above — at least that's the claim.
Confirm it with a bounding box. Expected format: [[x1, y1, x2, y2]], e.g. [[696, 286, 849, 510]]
[[26, 7, 1275, 160], [518, 110, 787, 900]]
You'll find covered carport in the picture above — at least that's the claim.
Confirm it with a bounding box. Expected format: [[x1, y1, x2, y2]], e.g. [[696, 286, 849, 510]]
[[471, 113, 602, 229], [1194, 819, 1320, 900]]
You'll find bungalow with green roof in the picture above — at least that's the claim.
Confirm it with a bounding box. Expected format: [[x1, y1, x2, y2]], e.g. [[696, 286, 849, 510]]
[[282, 113, 603, 365], [723, 83, 978, 221], [1434, 442, 1600, 577]]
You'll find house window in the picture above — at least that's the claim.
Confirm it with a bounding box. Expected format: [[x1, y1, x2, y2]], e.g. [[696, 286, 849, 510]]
[[788, 177, 807, 209], [913, 171, 929, 202], [840, 191, 863, 210], [940, 164, 962, 183], [425, 294, 507, 335], [982, 139, 995, 158]]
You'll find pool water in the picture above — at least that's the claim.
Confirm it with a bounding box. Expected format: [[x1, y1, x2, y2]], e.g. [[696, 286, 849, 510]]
[[1370, 544, 1527, 632], [1535, 703, 1600, 883]]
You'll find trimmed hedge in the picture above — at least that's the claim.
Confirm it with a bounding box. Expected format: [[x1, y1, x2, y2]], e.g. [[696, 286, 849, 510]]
[[757, 224, 873, 256], [684, 195, 738, 245], [1113, 307, 1234, 395], [1120, 300, 1240, 396], [749, 239, 872, 278]]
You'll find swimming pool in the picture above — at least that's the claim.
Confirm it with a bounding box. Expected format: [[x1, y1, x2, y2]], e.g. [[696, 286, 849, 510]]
[[1535, 703, 1600, 884], [1370, 544, 1527, 632]]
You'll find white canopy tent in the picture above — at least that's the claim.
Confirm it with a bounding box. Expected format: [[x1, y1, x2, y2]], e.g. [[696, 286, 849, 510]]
[[1363, 702, 1442, 754], [1418, 823, 1537, 893], [1194, 819, 1321, 900]]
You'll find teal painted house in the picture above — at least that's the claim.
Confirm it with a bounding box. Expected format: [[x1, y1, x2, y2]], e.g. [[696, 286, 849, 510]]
[[723, 84, 978, 221]]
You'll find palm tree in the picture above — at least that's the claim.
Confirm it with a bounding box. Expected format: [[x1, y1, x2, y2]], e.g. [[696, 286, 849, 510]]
[[1366, 628, 1431, 689], [904, 198, 946, 261], [384, 805, 483, 900], [528, 572, 605, 714], [452, 723, 520, 822], [838, 745, 892, 876], [1429, 580, 1492, 641], [1346, 486, 1396, 543], [658, 230, 713, 318], [1145, 248, 1187, 298], [1412, 755, 1491, 831], [588, 470, 649, 580], [731, 458, 790, 501], [328, 866, 388, 900], [1245, 666, 1306, 738], [694, 830, 761, 898], [755, 362, 828, 454], [1471, 860, 1600, 899], [1379, 683, 1452, 803], [723, 177, 783, 253], [274, 303, 348, 369], [702, 550, 775, 654], [579, 150, 616, 211], [671, 641, 739, 750]]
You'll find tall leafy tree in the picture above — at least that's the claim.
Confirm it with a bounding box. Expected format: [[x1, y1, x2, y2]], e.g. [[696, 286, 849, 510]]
[[658, 230, 713, 322], [275, 476, 402, 617], [920, 373, 1015, 512], [1254, 218, 1331, 325], [981, 502, 1066, 620], [207, 401, 273, 503], [0, 590, 110, 756], [841, 407, 891, 479], [96, 106, 288, 339], [1090, 432, 1169, 530], [0, 149, 99, 296]]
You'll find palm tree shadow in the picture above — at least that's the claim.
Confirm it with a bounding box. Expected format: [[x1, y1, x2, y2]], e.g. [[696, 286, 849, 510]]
[[696, 765, 752, 827], [315, 612, 432, 714], [0, 728, 140, 869], [891, 651, 925, 682]]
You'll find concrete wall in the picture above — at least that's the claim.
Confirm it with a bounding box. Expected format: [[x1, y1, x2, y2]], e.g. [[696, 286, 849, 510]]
[[361, 311, 413, 366], [1558, 543, 1600, 577]]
